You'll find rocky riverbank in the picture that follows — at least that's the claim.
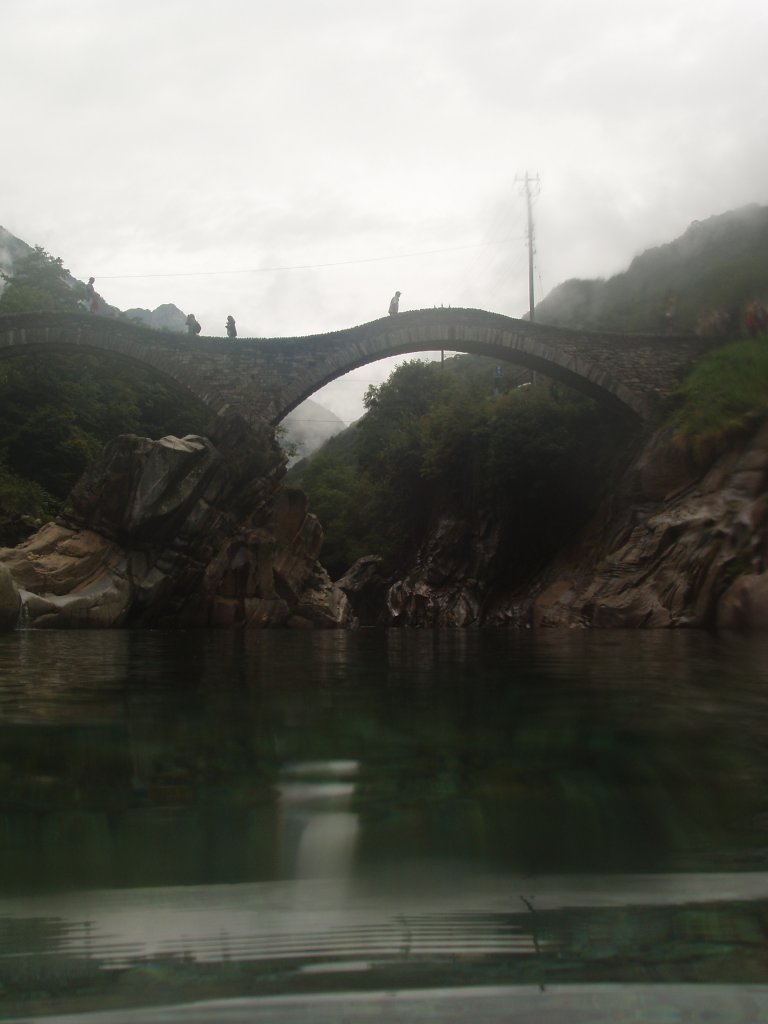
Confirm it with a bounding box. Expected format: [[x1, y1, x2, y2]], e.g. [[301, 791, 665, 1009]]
[[340, 414, 768, 630], [0, 430, 351, 630], [526, 415, 768, 629], [3, 413, 767, 631]]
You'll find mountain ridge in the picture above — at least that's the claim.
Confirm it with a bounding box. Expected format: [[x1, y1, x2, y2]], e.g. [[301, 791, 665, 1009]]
[[533, 204, 768, 333]]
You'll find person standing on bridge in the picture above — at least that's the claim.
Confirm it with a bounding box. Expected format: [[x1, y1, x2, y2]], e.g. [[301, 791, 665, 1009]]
[[185, 313, 201, 336], [225, 315, 237, 339], [388, 290, 401, 315], [85, 277, 100, 314]]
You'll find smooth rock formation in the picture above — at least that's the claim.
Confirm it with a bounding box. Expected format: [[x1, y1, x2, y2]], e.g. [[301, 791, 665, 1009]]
[[526, 417, 768, 629], [385, 516, 496, 627], [380, 415, 768, 629], [0, 432, 352, 630], [5, 413, 767, 632], [336, 556, 390, 626], [0, 563, 20, 631]]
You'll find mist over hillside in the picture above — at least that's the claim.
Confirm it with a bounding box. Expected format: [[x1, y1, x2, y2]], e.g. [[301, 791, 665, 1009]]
[[288, 205, 768, 581], [124, 303, 188, 332], [280, 400, 347, 462], [0, 227, 32, 284], [0, 228, 34, 302], [1, 224, 349, 456], [0, 226, 127, 316], [3, 205, 766, 469], [534, 204, 768, 333]]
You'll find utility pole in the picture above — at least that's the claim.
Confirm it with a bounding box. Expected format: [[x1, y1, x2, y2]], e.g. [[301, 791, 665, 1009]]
[[515, 171, 540, 322]]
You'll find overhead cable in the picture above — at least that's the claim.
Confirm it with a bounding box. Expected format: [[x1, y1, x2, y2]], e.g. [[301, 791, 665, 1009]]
[[98, 238, 525, 281]]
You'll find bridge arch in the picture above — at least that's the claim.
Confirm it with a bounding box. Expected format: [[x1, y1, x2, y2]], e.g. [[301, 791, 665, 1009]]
[[271, 312, 642, 422], [260, 308, 715, 424], [0, 312, 226, 419], [0, 309, 714, 432]]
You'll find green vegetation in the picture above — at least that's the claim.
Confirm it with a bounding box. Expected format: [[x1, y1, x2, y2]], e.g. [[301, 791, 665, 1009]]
[[0, 245, 84, 313], [0, 245, 212, 544], [0, 457, 57, 524], [302, 336, 766, 586], [0, 351, 211, 508], [3, 215, 766, 573], [289, 210, 768, 583], [672, 337, 768, 442], [534, 205, 768, 333], [289, 356, 633, 580]]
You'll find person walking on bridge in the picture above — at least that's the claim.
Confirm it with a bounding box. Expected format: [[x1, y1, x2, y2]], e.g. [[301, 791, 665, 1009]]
[[185, 313, 201, 336], [225, 315, 237, 339], [388, 290, 401, 315], [85, 277, 100, 314]]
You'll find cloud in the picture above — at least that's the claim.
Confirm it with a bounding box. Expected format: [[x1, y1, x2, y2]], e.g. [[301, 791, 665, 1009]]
[[1, 0, 766, 385]]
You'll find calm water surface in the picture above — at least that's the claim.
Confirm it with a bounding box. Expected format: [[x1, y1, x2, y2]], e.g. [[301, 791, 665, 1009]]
[[0, 628, 767, 1021]]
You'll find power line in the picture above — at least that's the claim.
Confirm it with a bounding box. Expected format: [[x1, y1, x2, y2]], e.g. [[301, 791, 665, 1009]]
[[98, 238, 525, 281]]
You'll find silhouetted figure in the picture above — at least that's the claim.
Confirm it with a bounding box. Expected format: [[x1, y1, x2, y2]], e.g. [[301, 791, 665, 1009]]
[[745, 305, 759, 338], [662, 292, 677, 334], [225, 315, 237, 339], [185, 313, 201, 336], [85, 277, 100, 314], [388, 290, 401, 315], [745, 301, 767, 338]]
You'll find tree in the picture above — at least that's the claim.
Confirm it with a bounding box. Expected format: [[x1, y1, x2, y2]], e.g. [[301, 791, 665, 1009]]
[[0, 246, 83, 313], [0, 351, 212, 511], [291, 357, 634, 582]]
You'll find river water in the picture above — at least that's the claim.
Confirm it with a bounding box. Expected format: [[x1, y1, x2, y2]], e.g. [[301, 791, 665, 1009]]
[[1, 627, 767, 1022]]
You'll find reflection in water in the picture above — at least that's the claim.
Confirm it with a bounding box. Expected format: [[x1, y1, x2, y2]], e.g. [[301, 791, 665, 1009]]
[[14, 593, 30, 631], [0, 628, 767, 889], [277, 760, 359, 879], [0, 628, 768, 1017]]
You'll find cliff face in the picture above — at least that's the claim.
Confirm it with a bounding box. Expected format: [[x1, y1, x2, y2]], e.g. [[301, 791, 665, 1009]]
[[349, 416, 768, 630], [5, 416, 768, 631], [527, 417, 768, 630], [1, 431, 352, 629]]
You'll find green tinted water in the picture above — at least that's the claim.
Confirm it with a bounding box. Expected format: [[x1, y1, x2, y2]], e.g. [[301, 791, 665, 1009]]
[[0, 628, 767, 1019]]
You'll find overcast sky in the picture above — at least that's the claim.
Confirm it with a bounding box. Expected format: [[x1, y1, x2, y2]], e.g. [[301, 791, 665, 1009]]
[[2, 0, 767, 421]]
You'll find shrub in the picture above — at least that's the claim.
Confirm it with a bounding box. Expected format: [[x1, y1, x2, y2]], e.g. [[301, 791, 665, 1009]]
[[673, 337, 768, 442]]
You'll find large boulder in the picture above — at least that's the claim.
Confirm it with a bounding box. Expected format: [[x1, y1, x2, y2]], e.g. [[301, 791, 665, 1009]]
[[718, 572, 768, 629], [383, 515, 501, 627], [336, 555, 390, 626], [526, 416, 768, 629], [65, 433, 224, 542], [0, 563, 20, 631], [1, 525, 130, 628], [0, 432, 351, 630]]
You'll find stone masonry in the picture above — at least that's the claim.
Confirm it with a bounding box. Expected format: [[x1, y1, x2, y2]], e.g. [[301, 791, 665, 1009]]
[[0, 309, 718, 431]]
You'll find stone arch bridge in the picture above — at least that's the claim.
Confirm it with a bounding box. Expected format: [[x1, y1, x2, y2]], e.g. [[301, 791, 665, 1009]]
[[0, 309, 717, 433]]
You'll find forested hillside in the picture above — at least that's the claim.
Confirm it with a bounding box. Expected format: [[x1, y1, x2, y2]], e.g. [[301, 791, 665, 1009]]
[[533, 205, 768, 333], [0, 245, 211, 544], [288, 356, 635, 581], [3, 207, 768, 572], [290, 206, 768, 586]]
